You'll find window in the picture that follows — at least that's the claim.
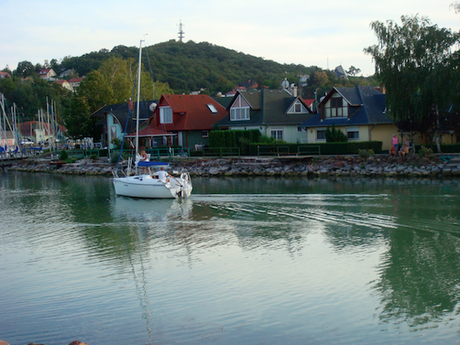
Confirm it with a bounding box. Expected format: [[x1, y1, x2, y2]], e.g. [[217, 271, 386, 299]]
[[325, 95, 348, 118], [201, 130, 209, 138], [230, 95, 250, 121], [206, 104, 218, 113], [230, 107, 250, 120], [288, 100, 307, 114], [271, 129, 283, 140], [347, 127, 359, 140], [316, 130, 326, 140], [160, 106, 173, 124]]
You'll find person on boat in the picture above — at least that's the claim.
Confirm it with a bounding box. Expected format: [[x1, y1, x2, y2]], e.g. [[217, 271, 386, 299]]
[[157, 166, 171, 182], [137, 149, 149, 173], [137, 149, 148, 161]]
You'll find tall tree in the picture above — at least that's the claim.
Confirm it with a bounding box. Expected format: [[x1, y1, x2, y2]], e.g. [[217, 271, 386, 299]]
[[14, 61, 35, 78], [364, 15, 460, 151]]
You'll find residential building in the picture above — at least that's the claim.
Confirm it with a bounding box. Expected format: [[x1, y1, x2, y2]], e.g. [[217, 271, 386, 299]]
[[300, 86, 399, 150], [18, 121, 65, 144], [0, 71, 11, 79], [54, 80, 73, 92], [68, 77, 84, 92], [216, 88, 314, 143], [144, 94, 228, 148], [39, 68, 57, 81], [91, 101, 165, 149]]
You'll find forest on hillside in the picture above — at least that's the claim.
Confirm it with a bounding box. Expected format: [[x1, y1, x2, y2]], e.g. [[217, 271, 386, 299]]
[[0, 40, 377, 138]]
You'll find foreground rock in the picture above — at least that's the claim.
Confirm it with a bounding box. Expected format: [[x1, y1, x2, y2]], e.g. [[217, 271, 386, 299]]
[[7, 154, 460, 178]]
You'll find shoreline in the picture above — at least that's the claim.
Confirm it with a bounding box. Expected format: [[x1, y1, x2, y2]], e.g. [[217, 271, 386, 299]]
[[5, 154, 460, 178]]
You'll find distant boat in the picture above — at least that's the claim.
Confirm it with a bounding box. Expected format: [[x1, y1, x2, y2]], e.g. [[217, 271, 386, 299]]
[[112, 41, 192, 199]]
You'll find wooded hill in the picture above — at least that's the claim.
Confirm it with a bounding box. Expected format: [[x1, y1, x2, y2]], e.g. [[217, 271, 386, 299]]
[[55, 40, 377, 98], [0, 40, 378, 137]]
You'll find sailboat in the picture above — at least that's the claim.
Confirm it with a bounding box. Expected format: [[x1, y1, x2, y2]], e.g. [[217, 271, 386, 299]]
[[112, 41, 192, 199]]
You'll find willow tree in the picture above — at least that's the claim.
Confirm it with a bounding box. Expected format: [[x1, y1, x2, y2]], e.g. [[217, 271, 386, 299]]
[[364, 15, 460, 152]]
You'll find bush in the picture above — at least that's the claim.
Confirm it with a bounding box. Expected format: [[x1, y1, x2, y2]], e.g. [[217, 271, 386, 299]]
[[111, 138, 129, 150], [210, 129, 262, 154], [248, 141, 382, 156], [59, 150, 68, 161], [419, 146, 433, 157], [358, 149, 375, 159], [326, 124, 348, 143]]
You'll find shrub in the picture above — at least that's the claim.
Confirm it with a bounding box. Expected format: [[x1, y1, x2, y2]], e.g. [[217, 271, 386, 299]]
[[419, 146, 433, 157], [358, 149, 375, 159], [59, 150, 68, 161], [326, 124, 348, 143]]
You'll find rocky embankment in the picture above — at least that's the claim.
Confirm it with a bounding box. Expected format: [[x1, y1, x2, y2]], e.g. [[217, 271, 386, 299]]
[[7, 154, 460, 178]]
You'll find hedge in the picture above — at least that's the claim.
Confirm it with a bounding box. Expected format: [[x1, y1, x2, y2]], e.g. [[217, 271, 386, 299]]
[[210, 130, 261, 155], [248, 141, 383, 156], [416, 144, 460, 154]]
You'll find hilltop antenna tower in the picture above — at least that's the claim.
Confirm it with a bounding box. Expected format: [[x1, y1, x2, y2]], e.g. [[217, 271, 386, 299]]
[[178, 20, 185, 42]]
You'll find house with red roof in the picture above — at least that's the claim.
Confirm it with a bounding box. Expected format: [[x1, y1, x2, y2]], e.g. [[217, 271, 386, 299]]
[[39, 68, 56, 81], [54, 80, 73, 92], [68, 77, 84, 92], [0, 71, 11, 79], [18, 121, 66, 144], [144, 94, 228, 148]]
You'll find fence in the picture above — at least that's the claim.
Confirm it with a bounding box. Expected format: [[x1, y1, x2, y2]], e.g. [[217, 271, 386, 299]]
[[297, 145, 321, 156], [257, 146, 290, 156]]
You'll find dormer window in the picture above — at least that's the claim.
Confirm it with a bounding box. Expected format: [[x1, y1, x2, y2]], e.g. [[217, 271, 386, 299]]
[[288, 100, 308, 114], [230, 95, 250, 121], [159, 106, 173, 124], [324, 95, 348, 118]]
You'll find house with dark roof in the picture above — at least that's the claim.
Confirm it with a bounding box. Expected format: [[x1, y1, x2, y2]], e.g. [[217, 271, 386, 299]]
[[143, 94, 228, 148], [91, 101, 166, 149], [300, 86, 398, 150], [216, 89, 314, 143]]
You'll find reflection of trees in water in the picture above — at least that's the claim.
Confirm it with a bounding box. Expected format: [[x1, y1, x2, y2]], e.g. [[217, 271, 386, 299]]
[[372, 230, 460, 328]]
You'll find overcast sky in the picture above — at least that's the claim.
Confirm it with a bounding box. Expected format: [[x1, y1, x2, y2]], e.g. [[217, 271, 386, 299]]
[[1, 0, 459, 78]]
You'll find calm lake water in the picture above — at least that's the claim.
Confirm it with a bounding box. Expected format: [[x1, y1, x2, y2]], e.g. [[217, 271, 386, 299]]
[[1, 172, 460, 345]]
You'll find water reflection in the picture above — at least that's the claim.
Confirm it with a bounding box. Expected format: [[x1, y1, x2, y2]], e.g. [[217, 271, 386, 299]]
[[2, 172, 460, 344], [373, 230, 460, 331]]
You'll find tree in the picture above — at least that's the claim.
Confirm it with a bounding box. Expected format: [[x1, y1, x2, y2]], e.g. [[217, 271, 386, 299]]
[[64, 94, 92, 139], [346, 66, 361, 76], [364, 15, 460, 152], [98, 57, 135, 103], [78, 70, 114, 111], [326, 124, 348, 143], [14, 60, 35, 78]]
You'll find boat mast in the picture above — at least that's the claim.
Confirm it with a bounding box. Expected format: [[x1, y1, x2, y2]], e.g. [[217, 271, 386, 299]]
[[135, 40, 143, 158]]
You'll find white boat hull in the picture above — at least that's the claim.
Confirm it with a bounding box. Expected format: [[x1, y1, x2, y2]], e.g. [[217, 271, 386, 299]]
[[113, 174, 192, 199]]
